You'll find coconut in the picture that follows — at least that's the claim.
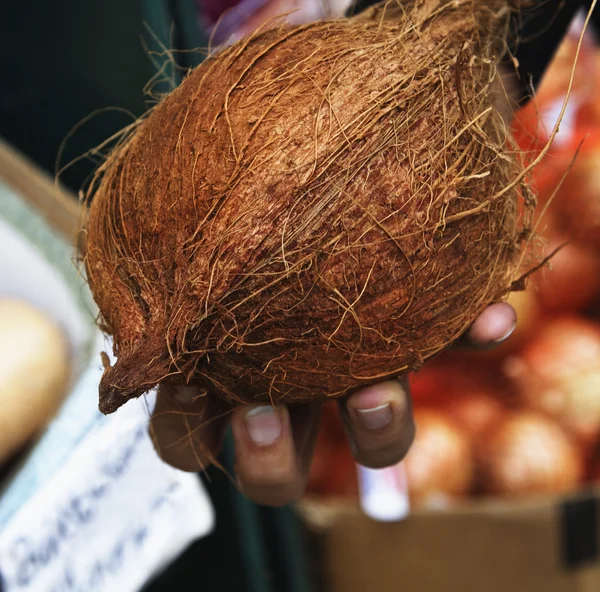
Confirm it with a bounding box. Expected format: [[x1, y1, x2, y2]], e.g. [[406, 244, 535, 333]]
[[83, 0, 535, 414]]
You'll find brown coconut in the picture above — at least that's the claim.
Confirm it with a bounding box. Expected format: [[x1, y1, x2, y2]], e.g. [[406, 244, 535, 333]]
[[83, 0, 535, 414]]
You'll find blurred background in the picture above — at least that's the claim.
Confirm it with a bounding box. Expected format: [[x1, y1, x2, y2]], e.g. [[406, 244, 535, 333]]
[[2, 1, 600, 591]]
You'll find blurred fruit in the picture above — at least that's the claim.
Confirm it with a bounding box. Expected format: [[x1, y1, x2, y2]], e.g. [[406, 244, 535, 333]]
[[445, 392, 505, 439], [404, 409, 474, 505], [410, 365, 459, 406], [411, 355, 506, 404], [553, 136, 600, 248], [503, 316, 600, 444], [477, 411, 583, 497], [532, 233, 600, 313], [511, 100, 548, 156]]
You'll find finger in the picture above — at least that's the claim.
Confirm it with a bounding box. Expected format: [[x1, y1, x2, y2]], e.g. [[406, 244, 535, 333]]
[[340, 379, 414, 469], [231, 403, 321, 507], [150, 383, 229, 472], [459, 301, 516, 350]]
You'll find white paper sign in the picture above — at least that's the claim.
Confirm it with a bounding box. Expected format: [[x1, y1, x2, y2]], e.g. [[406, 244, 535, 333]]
[[0, 399, 215, 592]]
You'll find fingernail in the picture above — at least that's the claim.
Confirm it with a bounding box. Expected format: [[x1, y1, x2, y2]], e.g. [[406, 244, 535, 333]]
[[495, 322, 516, 344], [244, 406, 283, 447], [355, 403, 393, 430]]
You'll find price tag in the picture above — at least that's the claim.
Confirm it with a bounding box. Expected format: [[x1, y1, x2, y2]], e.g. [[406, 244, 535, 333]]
[[0, 397, 214, 592]]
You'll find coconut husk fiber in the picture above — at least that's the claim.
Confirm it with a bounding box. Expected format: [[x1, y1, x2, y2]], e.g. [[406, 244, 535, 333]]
[[83, 0, 535, 414]]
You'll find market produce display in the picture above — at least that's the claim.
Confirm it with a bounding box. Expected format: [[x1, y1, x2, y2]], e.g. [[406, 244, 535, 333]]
[[403, 409, 474, 503], [0, 298, 70, 464], [476, 411, 583, 497], [307, 26, 600, 504], [83, 0, 538, 415]]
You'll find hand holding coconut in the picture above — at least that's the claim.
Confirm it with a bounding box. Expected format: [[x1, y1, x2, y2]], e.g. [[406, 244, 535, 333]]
[[83, 0, 532, 505], [150, 304, 515, 506]]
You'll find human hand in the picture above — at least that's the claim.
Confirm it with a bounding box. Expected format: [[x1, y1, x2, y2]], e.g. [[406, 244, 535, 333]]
[[150, 302, 516, 507]]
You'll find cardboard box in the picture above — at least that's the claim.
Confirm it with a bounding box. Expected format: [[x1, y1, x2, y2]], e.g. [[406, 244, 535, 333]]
[[300, 490, 600, 592]]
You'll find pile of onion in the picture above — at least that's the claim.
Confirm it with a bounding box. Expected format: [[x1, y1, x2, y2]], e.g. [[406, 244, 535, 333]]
[[83, 0, 536, 414], [304, 24, 600, 503], [503, 316, 600, 445], [531, 231, 600, 313]]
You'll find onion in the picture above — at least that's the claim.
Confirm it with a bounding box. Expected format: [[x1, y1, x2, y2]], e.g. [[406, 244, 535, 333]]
[[554, 136, 600, 248], [477, 411, 583, 497], [509, 30, 598, 207], [411, 357, 503, 406], [445, 392, 505, 438], [532, 233, 600, 313], [83, 1, 536, 414], [404, 409, 474, 505], [503, 316, 600, 444], [410, 363, 467, 406], [0, 299, 70, 464]]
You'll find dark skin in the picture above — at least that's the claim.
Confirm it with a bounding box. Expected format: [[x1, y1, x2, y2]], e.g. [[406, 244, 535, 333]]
[[150, 302, 517, 507]]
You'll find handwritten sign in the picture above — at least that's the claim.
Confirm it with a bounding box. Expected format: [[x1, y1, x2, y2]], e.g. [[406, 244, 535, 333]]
[[0, 398, 214, 592]]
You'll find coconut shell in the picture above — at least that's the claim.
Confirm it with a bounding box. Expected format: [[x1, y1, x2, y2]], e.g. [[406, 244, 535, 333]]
[[84, 0, 535, 414]]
